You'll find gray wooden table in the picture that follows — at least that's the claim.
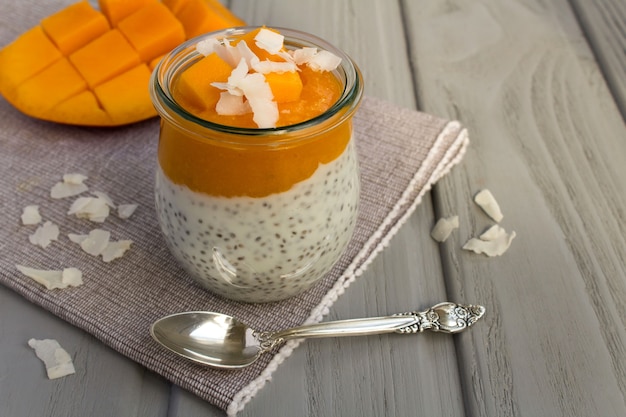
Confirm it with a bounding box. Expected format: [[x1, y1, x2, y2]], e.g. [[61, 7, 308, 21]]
[[2, 0, 625, 416]]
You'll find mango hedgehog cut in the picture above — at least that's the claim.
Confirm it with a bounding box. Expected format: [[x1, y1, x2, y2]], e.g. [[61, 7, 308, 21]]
[[0, 0, 246, 126]]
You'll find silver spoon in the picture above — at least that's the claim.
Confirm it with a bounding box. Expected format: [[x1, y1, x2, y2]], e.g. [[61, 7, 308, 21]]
[[150, 301, 485, 369]]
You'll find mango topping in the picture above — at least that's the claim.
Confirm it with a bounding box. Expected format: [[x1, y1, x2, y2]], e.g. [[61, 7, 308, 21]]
[[173, 27, 343, 128], [159, 28, 350, 197]]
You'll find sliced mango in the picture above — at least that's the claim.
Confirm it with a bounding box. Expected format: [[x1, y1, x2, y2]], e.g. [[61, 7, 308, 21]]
[[0, 0, 246, 126]]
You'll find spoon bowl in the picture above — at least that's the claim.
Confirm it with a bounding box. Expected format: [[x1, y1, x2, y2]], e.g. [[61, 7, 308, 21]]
[[150, 311, 262, 368], [150, 302, 486, 369]]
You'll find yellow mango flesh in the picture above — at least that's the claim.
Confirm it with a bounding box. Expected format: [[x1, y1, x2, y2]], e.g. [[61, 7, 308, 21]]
[[117, 2, 185, 62], [174, 52, 233, 113], [44, 91, 112, 125], [94, 64, 154, 124], [16, 58, 87, 112], [69, 29, 141, 89], [265, 71, 303, 103], [41, 1, 110, 55], [0, 27, 62, 95], [174, 0, 246, 39], [98, 0, 155, 26], [0, 0, 246, 126]]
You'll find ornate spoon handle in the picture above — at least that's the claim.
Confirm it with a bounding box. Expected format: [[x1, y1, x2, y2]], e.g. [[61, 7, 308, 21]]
[[257, 302, 485, 351]]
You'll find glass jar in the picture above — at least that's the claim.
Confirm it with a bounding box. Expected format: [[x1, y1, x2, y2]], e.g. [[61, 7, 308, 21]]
[[150, 27, 363, 303]]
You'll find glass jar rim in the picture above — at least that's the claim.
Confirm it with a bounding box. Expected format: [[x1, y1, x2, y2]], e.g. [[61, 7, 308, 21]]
[[150, 26, 363, 140]]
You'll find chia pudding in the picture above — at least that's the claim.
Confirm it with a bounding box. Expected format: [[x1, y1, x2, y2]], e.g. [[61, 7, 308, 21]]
[[149, 27, 363, 302], [155, 139, 359, 302]]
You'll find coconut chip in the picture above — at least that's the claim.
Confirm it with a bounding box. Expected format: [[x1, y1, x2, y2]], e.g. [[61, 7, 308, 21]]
[[474, 189, 503, 222], [16, 265, 83, 289], [306, 49, 342, 72], [101, 240, 133, 263], [291, 47, 318, 65], [290, 47, 341, 71], [216, 92, 252, 116], [430, 215, 459, 243], [252, 59, 297, 74], [91, 191, 115, 208], [68, 233, 88, 244], [21, 205, 42, 225], [68, 196, 110, 223], [212, 57, 248, 96], [69, 229, 132, 261], [204, 29, 343, 128], [235, 39, 260, 67], [117, 204, 138, 219], [29, 221, 59, 248], [254, 28, 285, 54], [196, 37, 220, 56], [78, 229, 111, 256], [239, 72, 278, 128], [462, 225, 516, 257], [61, 268, 84, 287], [28, 338, 76, 380], [50, 173, 88, 199]]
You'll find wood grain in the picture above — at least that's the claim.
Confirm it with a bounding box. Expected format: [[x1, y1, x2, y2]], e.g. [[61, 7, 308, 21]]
[[402, 0, 626, 415], [569, 0, 626, 120]]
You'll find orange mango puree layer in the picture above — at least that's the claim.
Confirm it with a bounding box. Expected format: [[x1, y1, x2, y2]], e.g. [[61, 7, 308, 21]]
[[159, 64, 349, 198]]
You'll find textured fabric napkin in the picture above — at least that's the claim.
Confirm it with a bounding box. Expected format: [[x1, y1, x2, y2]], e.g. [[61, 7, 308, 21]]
[[0, 94, 468, 414]]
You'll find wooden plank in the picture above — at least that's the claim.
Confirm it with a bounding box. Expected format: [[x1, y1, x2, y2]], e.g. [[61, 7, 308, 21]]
[[0, 285, 170, 417], [569, 0, 626, 120], [402, 0, 626, 416]]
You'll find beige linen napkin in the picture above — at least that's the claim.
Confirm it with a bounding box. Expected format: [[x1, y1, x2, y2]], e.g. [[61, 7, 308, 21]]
[[0, 95, 468, 415]]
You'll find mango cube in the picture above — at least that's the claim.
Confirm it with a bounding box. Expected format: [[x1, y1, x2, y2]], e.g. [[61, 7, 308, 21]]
[[41, 1, 110, 55], [69, 29, 140, 88], [174, 52, 233, 112], [51, 91, 112, 125], [0, 26, 62, 93], [265, 71, 303, 103], [176, 0, 246, 39], [94, 64, 155, 123], [162, 0, 189, 15], [117, 2, 185, 62], [16, 58, 87, 112], [98, 0, 155, 26]]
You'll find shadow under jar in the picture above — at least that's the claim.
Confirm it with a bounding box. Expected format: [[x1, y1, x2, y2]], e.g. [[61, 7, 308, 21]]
[[150, 27, 363, 303]]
